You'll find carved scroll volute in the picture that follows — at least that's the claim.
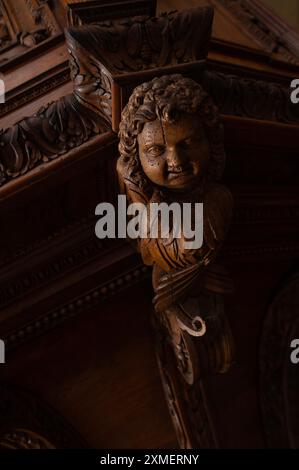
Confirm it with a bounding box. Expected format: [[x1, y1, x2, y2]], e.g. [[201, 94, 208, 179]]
[[117, 73, 235, 387]]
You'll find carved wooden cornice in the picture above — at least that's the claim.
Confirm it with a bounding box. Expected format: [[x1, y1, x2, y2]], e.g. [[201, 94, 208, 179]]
[[215, 0, 299, 65], [3, 63, 298, 129], [0, 0, 63, 72], [202, 71, 299, 124], [0, 94, 109, 185], [1, 67, 298, 189], [0, 61, 70, 119], [3, 237, 299, 356], [4, 261, 150, 353]]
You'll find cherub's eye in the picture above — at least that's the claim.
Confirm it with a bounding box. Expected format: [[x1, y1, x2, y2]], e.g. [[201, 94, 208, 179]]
[[146, 145, 165, 157]]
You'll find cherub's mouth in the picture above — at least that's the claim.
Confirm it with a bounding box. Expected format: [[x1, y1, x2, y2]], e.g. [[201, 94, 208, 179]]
[[168, 169, 194, 180]]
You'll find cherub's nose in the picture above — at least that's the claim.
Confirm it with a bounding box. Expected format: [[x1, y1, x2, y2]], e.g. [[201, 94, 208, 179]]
[[166, 146, 185, 171]]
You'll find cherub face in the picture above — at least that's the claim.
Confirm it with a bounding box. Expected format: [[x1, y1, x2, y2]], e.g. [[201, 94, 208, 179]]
[[137, 113, 210, 192]]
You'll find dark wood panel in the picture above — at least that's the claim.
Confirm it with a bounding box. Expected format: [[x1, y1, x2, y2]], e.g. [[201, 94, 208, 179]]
[[1, 281, 177, 449], [204, 258, 295, 448]]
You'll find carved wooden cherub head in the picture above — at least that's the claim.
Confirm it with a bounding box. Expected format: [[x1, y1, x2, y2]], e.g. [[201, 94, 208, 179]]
[[118, 74, 225, 202]]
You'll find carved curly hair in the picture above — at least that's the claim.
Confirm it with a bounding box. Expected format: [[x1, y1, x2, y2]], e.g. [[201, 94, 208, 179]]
[[118, 74, 225, 198]]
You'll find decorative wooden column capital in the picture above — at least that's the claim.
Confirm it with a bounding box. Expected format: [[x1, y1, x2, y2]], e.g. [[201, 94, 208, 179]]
[[65, 5, 214, 131]]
